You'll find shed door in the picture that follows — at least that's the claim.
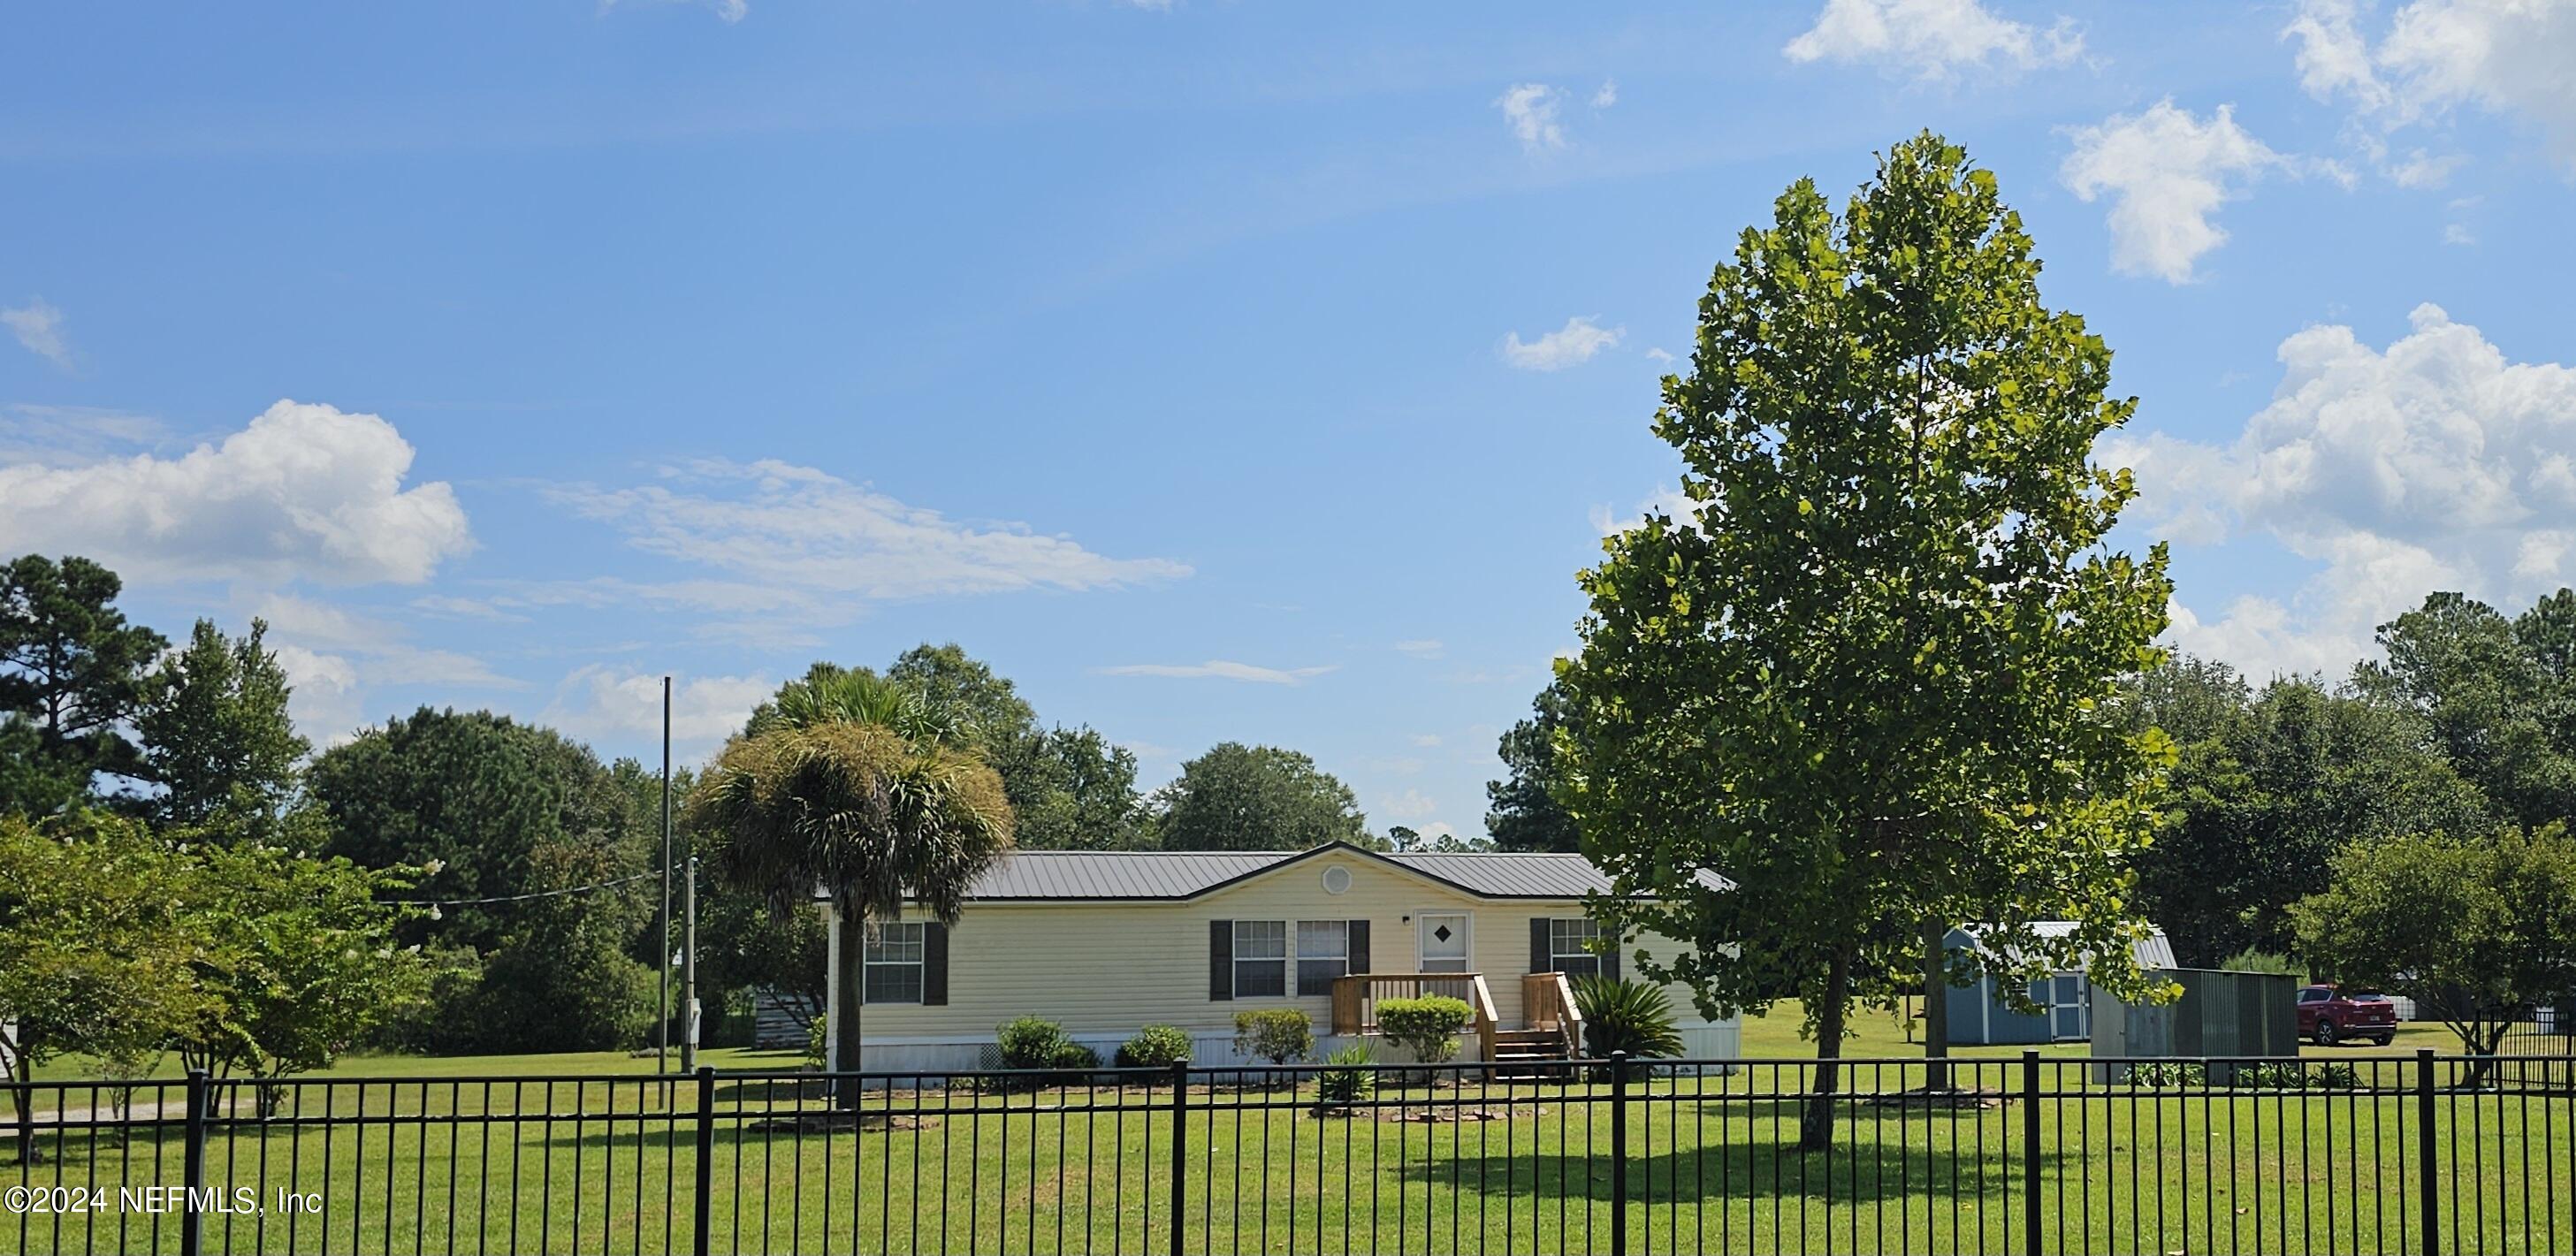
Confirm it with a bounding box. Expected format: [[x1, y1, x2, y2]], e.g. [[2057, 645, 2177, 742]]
[[2048, 975, 2088, 1041]]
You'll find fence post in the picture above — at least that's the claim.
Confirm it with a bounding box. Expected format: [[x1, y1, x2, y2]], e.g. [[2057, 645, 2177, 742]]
[[1610, 1051, 1630, 1256], [180, 1070, 209, 1256], [2417, 1048, 2439, 1256], [692, 1066, 716, 1256], [1166, 1059, 1190, 1256], [2021, 1050, 2042, 1256]]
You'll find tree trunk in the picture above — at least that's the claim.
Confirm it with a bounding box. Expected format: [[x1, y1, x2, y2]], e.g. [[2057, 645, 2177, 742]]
[[4, 1030, 39, 1166], [1800, 947, 1855, 1153], [834, 905, 866, 1109], [1922, 917, 1951, 1092]]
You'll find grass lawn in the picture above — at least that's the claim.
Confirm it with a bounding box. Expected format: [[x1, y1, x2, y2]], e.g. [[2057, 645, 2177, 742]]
[[9, 1035, 2572, 1254]]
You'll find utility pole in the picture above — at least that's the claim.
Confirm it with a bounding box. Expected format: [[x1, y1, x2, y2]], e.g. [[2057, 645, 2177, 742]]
[[682, 855, 700, 1072], [658, 676, 673, 1075]]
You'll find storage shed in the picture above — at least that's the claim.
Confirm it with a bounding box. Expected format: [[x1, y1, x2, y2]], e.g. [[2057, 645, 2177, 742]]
[[1940, 922, 2178, 1046], [2090, 968, 2300, 1083]]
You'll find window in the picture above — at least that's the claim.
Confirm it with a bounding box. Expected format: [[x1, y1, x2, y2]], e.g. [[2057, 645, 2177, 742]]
[[863, 923, 926, 1005], [1233, 920, 1288, 998], [1549, 918, 1604, 977], [1298, 921, 1351, 995], [2298, 988, 2328, 1004]]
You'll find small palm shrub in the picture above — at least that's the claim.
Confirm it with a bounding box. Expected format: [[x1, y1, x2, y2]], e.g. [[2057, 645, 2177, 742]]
[[1376, 995, 1474, 1066], [1571, 976, 1685, 1061], [1232, 1009, 1316, 1066], [1315, 1043, 1375, 1108], [1117, 1024, 1194, 1070]]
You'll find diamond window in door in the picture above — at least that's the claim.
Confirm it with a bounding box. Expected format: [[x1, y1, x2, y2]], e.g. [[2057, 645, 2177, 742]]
[[1419, 913, 1471, 973]]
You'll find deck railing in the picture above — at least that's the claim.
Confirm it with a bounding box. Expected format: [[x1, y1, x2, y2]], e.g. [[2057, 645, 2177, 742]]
[[1524, 969, 1585, 1058], [1329, 971, 1499, 1059]]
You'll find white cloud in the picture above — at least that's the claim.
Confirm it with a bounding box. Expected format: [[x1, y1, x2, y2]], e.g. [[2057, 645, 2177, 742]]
[[1394, 638, 1444, 659], [1409, 733, 1443, 747], [544, 458, 1188, 607], [1590, 80, 1619, 109], [2287, 0, 2576, 171], [249, 592, 520, 690], [544, 665, 775, 752], [1378, 788, 1441, 821], [1494, 83, 1568, 153], [0, 405, 164, 464], [0, 400, 471, 585], [1094, 659, 1338, 684], [1501, 316, 1623, 370], [3, 298, 72, 369], [2108, 303, 2576, 680], [2443, 222, 2478, 246], [599, 0, 746, 24], [409, 594, 528, 622], [271, 643, 363, 749], [1643, 347, 1677, 364], [1590, 483, 1697, 537], [1782, 0, 2083, 79], [2061, 101, 2284, 284]]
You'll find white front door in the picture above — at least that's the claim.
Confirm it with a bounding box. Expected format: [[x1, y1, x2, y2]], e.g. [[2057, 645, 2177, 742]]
[[1418, 912, 1473, 973]]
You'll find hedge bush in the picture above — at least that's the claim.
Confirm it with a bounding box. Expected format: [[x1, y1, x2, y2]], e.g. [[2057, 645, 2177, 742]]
[[1116, 1024, 1193, 1070], [1231, 1009, 1315, 1067], [1376, 994, 1473, 1065]]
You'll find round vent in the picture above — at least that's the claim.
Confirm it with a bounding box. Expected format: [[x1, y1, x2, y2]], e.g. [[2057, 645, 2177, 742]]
[[1322, 865, 1353, 894]]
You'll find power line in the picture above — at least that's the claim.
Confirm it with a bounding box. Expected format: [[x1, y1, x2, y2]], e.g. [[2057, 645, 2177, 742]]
[[389, 870, 659, 912]]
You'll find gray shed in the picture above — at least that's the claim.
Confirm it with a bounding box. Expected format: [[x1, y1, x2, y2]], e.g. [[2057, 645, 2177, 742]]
[[1941, 923, 2179, 1046], [2091, 968, 2300, 1082]]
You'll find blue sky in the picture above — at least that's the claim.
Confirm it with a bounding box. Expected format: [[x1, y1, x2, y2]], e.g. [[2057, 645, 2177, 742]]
[[5, 0, 2574, 842]]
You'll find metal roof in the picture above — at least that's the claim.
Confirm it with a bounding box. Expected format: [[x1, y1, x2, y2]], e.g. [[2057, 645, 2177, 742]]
[[1954, 921, 2177, 972], [942, 841, 1731, 902]]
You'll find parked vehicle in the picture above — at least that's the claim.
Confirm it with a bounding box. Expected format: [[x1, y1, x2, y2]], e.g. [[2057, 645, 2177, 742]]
[[2295, 984, 2397, 1046]]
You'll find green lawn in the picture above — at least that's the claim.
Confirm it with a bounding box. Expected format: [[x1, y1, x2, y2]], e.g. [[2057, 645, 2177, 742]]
[[9, 1047, 2572, 1254]]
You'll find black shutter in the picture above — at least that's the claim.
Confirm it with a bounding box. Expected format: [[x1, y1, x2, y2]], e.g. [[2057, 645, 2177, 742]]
[[922, 922, 949, 1006], [1348, 920, 1370, 975], [1209, 920, 1234, 1001], [1604, 932, 1623, 980], [1531, 918, 1552, 974]]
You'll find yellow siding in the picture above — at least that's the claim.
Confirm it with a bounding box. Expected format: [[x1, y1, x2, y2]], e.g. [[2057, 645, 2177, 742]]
[[854, 849, 1732, 1044]]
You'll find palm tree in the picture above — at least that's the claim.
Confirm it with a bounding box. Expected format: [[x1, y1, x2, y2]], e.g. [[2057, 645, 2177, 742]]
[[690, 670, 1011, 1102]]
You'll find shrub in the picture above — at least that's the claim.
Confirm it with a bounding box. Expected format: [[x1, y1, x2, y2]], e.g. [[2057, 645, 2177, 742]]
[[1048, 1041, 1102, 1075], [996, 1016, 1075, 1071], [1315, 1043, 1375, 1107], [1571, 976, 1685, 1061], [1232, 1009, 1315, 1067], [1376, 995, 1473, 1065], [1117, 1024, 1193, 1070], [2216, 948, 2302, 978], [804, 1015, 827, 1071]]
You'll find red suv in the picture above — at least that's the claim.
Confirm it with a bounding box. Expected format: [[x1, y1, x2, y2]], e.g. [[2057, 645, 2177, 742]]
[[2296, 984, 2397, 1047]]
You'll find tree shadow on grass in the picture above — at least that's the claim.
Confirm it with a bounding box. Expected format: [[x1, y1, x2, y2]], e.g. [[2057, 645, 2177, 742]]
[[1392, 1138, 2067, 1207]]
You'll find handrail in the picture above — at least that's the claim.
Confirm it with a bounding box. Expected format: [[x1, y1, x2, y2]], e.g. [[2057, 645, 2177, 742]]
[[1468, 975, 1499, 1062], [1553, 971, 1584, 1059]]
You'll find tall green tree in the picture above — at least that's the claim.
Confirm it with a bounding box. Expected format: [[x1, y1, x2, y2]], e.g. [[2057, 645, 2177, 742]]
[[2125, 658, 2491, 964], [2294, 826, 2576, 1083], [690, 668, 1012, 1100], [1485, 680, 1581, 852], [135, 617, 309, 831], [1151, 742, 1368, 851], [175, 842, 426, 1114], [0, 813, 209, 1163], [0, 555, 167, 813], [2357, 591, 2576, 827], [1559, 133, 2175, 1150], [307, 708, 658, 1052]]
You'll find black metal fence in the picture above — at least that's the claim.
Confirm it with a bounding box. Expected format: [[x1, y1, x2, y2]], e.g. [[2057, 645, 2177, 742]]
[[5, 1050, 2572, 1254]]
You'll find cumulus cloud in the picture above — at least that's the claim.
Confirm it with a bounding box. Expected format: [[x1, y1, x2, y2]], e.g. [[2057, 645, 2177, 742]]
[[0, 400, 471, 585], [1590, 483, 1697, 537], [2, 299, 72, 369], [543, 459, 1188, 608], [1501, 316, 1623, 370], [2107, 303, 2576, 680], [543, 665, 775, 753], [2285, 0, 2576, 171], [2061, 101, 2284, 283], [1495, 83, 1568, 153], [1094, 659, 1338, 684], [1783, 0, 2083, 79]]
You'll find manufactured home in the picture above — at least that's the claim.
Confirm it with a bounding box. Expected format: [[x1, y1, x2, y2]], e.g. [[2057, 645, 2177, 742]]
[[834, 841, 1740, 1072]]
